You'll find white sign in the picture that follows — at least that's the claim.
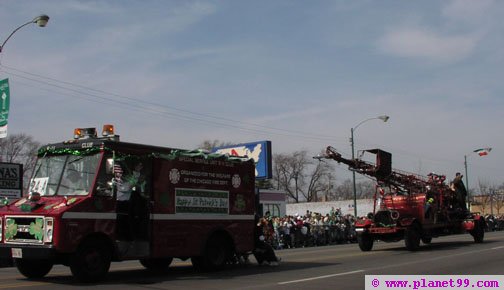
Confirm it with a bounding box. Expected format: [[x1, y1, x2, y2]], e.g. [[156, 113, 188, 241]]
[[30, 177, 49, 195], [0, 162, 22, 198]]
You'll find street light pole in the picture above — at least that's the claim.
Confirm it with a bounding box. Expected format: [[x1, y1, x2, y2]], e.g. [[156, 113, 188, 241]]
[[351, 127, 357, 217], [0, 15, 50, 54], [350, 115, 389, 217], [464, 154, 470, 211]]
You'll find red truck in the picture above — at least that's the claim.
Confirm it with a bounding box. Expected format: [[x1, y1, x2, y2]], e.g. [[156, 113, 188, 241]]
[[324, 146, 486, 251], [0, 125, 257, 282]]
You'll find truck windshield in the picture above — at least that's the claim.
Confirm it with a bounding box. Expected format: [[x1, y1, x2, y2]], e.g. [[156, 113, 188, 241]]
[[29, 153, 101, 196]]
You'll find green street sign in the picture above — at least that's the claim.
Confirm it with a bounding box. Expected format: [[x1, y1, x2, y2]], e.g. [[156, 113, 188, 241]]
[[0, 78, 10, 138]]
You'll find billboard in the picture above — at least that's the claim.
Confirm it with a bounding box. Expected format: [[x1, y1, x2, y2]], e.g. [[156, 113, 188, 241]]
[[0, 162, 23, 199], [212, 141, 272, 180]]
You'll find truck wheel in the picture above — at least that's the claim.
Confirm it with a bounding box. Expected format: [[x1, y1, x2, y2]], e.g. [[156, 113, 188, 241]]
[[357, 233, 374, 251], [472, 218, 485, 243], [140, 257, 173, 271], [191, 256, 205, 271], [70, 240, 111, 283], [405, 226, 421, 251], [192, 235, 231, 271], [15, 259, 53, 279]]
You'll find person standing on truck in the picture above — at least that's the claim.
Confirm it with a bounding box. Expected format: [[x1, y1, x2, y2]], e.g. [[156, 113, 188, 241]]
[[126, 162, 149, 240], [452, 172, 468, 211], [114, 161, 150, 241], [114, 163, 132, 240], [424, 195, 435, 220], [114, 163, 130, 201], [124, 162, 147, 197]]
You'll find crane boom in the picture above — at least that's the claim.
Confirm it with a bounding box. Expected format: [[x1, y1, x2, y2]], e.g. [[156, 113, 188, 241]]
[[324, 146, 448, 194]]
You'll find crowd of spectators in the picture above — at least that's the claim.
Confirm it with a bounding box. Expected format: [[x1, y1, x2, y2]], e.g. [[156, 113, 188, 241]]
[[485, 214, 504, 231], [258, 211, 504, 251], [259, 207, 358, 250]]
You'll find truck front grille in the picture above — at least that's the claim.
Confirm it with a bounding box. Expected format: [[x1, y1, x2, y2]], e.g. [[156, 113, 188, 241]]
[[4, 216, 46, 245]]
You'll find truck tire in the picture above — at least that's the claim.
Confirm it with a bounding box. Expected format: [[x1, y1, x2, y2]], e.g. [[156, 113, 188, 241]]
[[15, 259, 53, 279], [140, 257, 173, 271], [70, 239, 111, 283], [192, 234, 231, 271], [404, 225, 421, 251], [357, 233, 374, 251], [472, 218, 485, 243]]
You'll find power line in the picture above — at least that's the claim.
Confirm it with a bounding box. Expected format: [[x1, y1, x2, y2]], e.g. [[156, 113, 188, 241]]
[[2, 65, 498, 179], [0, 64, 348, 145]]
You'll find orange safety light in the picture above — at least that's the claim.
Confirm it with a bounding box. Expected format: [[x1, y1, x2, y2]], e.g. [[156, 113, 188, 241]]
[[74, 128, 83, 139], [74, 127, 97, 139], [102, 124, 115, 136]]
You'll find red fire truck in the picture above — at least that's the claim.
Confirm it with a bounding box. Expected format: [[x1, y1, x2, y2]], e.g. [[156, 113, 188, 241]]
[[324, 146, 486, 252], [0, 125, 257, 282]]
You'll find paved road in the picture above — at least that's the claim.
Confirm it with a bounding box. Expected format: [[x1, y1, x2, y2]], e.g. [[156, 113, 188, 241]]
[[1, 231, 504, 290]]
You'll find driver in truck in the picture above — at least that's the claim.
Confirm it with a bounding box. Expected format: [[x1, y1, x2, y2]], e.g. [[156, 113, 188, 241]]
[[60, 164, 87, 195]]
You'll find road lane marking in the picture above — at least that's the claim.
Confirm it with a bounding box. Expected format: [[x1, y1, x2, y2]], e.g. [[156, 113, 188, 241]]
[[364, 245, 503, 273], [0, 282, 49, 289], [491, 246, 504, 250], [277, 269, 364, 285]]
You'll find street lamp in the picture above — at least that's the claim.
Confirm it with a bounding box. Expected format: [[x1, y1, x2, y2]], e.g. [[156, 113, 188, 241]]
[[464, 147, 492, 211], [350, 115, 389, 217], [0, 14, 50, 53]]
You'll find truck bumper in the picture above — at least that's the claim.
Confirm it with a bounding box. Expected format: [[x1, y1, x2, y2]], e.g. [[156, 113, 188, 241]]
[[0, 244, 56, 260]]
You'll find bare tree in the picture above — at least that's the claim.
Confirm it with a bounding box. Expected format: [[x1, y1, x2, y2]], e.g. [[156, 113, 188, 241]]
[[0, 133, 40, 190], [478, 195, 491, 214], [494, 193, 504, 215], [334, 179, 353, 200], [273, 150, 334, 203], [273, 152, 305, 203], [356, 180, 376, 199], [197, 140, 235, 151], [306, 159, 335, 202]]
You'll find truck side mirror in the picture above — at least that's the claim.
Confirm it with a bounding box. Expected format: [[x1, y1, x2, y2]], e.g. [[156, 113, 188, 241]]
[[105, 158, 114, 174], [96, 181, 113, 197]]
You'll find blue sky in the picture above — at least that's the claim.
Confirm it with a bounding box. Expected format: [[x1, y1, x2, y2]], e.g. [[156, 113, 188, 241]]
[[0, 0, 502, 190]]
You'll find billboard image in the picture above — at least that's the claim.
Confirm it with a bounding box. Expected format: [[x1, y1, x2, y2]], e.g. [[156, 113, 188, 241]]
[[213, 141, 272, 180]]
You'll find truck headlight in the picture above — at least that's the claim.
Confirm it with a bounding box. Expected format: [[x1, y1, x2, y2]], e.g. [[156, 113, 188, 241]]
[[44, 217, 54, 243]]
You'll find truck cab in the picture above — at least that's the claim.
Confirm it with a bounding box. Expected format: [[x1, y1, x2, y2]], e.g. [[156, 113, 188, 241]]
[[0, 125, 257, 282]]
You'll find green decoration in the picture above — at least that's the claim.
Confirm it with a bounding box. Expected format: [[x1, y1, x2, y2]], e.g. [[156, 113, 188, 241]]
[[20, 203, 32, 212], [29, 218, 44, 241], [37, 146, 108, 157], [155, 150, 250, 163], [5, 219, 18, 240], [124, 174, 138, 185], [44, 203, 58, 210], [234, 194, 246, 211], [67, 197, 77, 205], [0, 197, 9, 206]]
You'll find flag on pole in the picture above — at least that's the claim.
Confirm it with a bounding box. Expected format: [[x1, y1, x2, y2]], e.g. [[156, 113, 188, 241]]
[[0, 78, 10, 138], [473, 148, 492, 156]]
